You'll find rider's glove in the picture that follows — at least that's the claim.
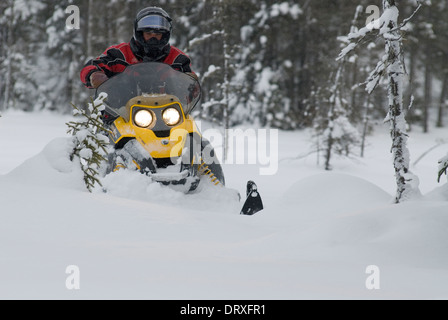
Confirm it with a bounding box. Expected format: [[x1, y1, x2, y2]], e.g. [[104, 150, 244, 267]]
[[90, 71, 108, 89]]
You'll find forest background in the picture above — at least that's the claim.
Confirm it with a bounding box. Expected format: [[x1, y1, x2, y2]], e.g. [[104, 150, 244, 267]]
[[0, 0, 446, 133]]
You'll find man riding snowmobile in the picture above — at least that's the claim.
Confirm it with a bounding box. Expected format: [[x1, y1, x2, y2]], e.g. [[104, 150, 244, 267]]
[[80, 6, 195, 90], [79, 7, 263, 215]]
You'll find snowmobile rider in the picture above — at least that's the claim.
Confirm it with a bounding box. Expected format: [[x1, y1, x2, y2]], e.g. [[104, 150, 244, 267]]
[[80, 6, 196, 89]]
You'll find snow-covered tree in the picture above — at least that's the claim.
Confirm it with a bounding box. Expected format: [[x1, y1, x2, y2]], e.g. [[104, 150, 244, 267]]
[[315, 6, 364, 170], [429, 1, 448, 128], [236, 1, 303, 129], [0, 0, 12, 111], [42, 0, 87, 112], [66, 93, 110, 192], [1, 0, 47, 111], [338, 0, 424, 203], [318, 65, 361, 171], [1, 0, 447, 136]]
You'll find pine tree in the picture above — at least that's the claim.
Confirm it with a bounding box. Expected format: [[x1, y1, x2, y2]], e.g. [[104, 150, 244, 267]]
[[338, 0, 424, 203], [66, 93, 110, 192], [1, 0, 18, 110], [42, 0, 87, 112], [318, 6, 364, 170], [2, 0, 49, 111], [321, 66, 361, 171], [381, 0, 422, 202], [238, 0, 304, 129], [185, 0, 252, 159], [430, 0, 448, 128], [3, 0, 447, 132]]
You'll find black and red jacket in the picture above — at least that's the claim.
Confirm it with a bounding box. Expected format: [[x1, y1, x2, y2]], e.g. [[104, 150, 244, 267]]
[[80, 38, 194, 88]]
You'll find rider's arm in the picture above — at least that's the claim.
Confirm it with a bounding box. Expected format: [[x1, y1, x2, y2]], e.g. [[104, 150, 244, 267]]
[[167, 47, 197, 78], [80, 43, 130, 88]]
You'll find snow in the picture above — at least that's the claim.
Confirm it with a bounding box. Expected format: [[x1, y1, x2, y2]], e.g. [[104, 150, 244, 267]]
[[1, 110, 448, 299], [270, 3, 302, 19], [256, 67, 275, 94]]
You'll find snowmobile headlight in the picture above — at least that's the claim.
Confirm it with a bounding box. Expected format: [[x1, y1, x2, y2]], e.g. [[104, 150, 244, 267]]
[[162, 107, 181, 126], [134, 109, 153, 128]]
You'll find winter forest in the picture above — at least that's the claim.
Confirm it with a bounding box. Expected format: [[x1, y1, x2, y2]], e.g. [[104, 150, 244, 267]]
[[3, 0, 448, 300], [1, 0, 448, 198]]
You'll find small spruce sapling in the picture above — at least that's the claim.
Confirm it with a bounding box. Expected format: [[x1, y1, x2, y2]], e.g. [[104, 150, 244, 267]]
[[66, 93, 110, 192]]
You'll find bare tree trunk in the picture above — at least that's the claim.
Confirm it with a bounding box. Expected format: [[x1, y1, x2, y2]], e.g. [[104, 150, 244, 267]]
[[2, 49, 12, 111], [436, 71, 448, 128], [423, 61, 432, 133], [0, 16, 4, 111], [2, 0, 14, 111], [223, 37, 230, 162], [219, 0, 231, 162], [86, 0, 94, 58], [350, 58, 359, 118], [404, 42, 416, 130], [106, 4, 114, 46], [360, 94, 371, 158], [324, 134, 334, 171]]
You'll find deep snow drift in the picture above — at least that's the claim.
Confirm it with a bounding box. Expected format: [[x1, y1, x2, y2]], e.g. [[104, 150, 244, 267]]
[[1, 110, 448, 299]]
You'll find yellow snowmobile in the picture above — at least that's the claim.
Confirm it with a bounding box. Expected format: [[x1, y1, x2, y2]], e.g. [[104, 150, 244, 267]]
[[96, 62, 262, 215]]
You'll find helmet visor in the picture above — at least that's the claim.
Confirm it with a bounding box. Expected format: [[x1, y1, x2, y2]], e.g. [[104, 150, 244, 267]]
[[137, 15, 171, 32]]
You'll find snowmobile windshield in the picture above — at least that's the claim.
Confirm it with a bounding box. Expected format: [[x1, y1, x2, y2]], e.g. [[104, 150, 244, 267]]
[[96, 62, 201, 118]]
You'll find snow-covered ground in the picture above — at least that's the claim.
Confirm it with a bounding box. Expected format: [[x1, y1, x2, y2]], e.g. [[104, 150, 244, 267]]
[[1, 110, 448, 299]]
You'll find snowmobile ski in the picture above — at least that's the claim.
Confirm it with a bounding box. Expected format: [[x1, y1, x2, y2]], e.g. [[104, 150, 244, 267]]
[[240, 180, 264, 215]]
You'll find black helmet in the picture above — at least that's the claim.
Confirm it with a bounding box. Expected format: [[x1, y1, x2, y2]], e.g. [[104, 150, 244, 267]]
[[133, 7, 173, 58]]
